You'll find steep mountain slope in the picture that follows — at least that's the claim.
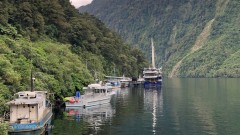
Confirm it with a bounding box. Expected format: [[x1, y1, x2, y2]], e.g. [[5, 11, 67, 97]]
[[80, 0, 240, 77], [0, 0, 147, 113]]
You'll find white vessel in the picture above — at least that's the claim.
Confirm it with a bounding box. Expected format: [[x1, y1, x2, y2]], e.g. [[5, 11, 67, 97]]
[[143, 38, 162, 88], [137, 75, 145, 83], [65, 83, 113, 108], [119, 75, 131, 88]]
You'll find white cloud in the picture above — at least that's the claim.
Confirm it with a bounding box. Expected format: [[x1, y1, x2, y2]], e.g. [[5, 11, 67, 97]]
[[70, 0, 93, 8]]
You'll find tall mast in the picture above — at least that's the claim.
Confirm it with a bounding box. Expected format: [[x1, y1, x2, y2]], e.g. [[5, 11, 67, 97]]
[[151, 38, 156, 68]]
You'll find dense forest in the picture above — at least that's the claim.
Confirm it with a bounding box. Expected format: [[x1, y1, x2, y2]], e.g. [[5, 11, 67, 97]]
[[80, 0, 240, 77], [0, 0, 147, 116]]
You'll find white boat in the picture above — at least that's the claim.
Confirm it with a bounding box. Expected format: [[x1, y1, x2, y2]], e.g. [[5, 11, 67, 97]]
[[6, 91, 52, 134], [65, 82, 114, 108], [137, 76, 145, 82], [143, 38, 162, 88], [119, 75, 131, 88], [105, 79, 121, 88], [105, 75, 131, 88]]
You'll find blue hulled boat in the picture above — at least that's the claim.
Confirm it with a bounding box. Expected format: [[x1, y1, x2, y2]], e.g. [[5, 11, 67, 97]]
[[143, 39, 162, 89], [6, 91, 52, 134]]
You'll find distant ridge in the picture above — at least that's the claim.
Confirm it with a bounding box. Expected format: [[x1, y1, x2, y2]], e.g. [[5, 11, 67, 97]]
[[80, 0, 240, 77]]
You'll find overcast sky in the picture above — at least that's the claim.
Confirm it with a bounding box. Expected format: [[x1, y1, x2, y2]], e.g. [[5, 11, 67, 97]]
[[70, 0, 93, 8]]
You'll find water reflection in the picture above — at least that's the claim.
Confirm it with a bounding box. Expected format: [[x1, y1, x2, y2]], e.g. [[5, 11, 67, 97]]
[[52, 79, 240, 135], [144, 88, 163, 135], [65, 103, 115, 133]]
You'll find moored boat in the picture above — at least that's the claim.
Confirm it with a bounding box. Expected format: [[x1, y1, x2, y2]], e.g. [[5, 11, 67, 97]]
[[119, 76, 131, 88], [143, 67, 162, 87], [143, 38, 162, 88], [65, 82, 114, 108], [137, 75, 145, 84], [6, 91, 52, 134]]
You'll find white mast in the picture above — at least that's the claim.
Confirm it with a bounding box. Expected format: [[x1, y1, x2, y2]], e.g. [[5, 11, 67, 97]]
[[151, 38, 156, 68]]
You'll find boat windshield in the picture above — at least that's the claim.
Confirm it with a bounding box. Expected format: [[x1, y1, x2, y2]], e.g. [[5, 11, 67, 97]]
[[93, 89, 107, 93]]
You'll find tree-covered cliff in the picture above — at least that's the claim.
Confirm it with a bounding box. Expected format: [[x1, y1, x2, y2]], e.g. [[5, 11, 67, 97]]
[[0, 0, 147, 113], [80, 0, 240, 77]]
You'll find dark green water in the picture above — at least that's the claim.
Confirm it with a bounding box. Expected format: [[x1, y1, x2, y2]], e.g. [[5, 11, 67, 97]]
[[51, 78, 240, 135]]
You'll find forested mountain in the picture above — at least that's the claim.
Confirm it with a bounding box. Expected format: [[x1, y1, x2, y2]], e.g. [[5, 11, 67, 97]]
[[0, 0, 147, 112], [80, 0, 240, 77]]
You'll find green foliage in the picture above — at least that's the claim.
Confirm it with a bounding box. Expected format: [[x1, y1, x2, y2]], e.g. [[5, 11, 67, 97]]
[[0, 24, 18, 38], [0, 0, 148, 132], [80, 0, 240, 77], [0, 0, 146, 77], [0, 36, 94, 101], [0, 0, 147, 118], [0, 122, 8, 135]]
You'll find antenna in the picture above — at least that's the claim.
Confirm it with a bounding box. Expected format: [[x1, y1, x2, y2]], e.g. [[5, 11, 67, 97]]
[[30, 70, 33, 92], [30, 44, 34, 92]]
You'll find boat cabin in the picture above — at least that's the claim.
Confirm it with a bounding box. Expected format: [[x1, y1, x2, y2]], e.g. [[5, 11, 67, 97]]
[[7, 91, 48, 124]]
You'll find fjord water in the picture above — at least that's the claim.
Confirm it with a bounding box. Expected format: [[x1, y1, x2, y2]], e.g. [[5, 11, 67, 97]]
[[52, 78, 240, 135]]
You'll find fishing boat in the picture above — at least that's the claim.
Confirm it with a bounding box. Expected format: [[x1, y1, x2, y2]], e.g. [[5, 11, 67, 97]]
[[65, 82, 114, 108], [6, 91, 52, 134], [143, 38, 162, 88]]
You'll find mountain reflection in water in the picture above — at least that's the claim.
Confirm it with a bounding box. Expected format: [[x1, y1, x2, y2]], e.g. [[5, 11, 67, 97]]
[[52, 78, 240, 135]]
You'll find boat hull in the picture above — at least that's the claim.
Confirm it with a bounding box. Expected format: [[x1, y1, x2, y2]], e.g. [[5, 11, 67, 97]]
[[144, 81, 162, 89], [120, 82, 130, 88], [8, 110, 52, 134]]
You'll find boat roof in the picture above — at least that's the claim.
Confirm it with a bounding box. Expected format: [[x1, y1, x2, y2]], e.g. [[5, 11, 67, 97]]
[[105, 76, 131, 80], [88, 83, 102, 87], [16, 91, 48, 94], [6, 91, 47, 105], [144, 67, 161, 70], [7, 98, 44, 105]]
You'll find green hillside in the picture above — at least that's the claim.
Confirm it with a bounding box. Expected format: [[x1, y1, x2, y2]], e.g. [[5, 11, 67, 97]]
[[80, 0, 240, 77], [0, 0, 147, 114]]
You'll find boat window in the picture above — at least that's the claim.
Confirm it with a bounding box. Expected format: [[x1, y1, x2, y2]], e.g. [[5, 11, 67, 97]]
[[30, 96, 36, 99]]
